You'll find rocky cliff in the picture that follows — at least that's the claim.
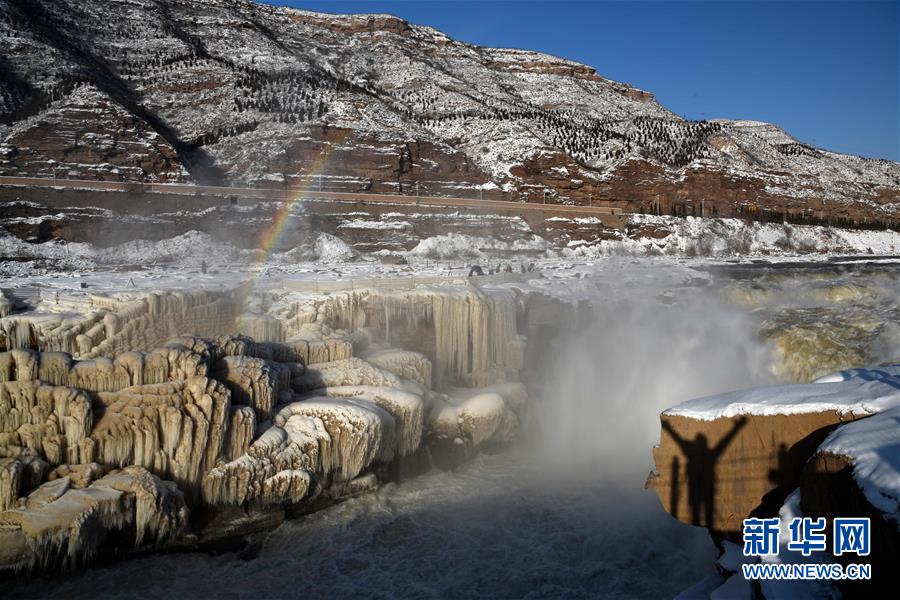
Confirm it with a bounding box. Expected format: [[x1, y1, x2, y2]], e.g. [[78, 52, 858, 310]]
[[649, 367, 900, 596], [1, 0, 898, 224]]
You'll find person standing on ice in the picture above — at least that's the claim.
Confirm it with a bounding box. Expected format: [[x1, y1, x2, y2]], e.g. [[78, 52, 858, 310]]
[[201, 259, 207, 274]]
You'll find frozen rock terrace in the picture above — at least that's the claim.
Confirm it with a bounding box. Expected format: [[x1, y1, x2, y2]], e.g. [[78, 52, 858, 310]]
[[0, 283, 542, 572]]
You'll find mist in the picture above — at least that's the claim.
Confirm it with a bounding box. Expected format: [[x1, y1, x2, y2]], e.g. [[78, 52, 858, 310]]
[[531, 263, 774, 487]]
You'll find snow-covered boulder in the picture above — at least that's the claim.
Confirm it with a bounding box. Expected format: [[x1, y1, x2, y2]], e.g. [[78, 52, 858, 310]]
[[651, 365, 900, 534]]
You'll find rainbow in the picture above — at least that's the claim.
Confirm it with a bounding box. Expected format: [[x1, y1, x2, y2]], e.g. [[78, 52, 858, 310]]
[[232, 129, 354, 322]]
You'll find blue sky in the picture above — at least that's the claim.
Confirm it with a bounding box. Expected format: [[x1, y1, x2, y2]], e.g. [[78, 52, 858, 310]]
[[270, 1, 898, 161]]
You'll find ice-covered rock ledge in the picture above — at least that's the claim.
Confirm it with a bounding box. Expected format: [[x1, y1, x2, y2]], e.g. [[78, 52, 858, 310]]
[[649, 365, 899, 596], [0, 334, 530, 574]]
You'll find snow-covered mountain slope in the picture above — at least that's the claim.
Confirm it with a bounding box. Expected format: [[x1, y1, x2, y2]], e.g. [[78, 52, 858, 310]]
[[1, 0, 898, 223]]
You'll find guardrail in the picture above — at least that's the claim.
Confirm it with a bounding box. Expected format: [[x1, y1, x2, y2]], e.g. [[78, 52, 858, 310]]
[[0, 175, 625, 217]]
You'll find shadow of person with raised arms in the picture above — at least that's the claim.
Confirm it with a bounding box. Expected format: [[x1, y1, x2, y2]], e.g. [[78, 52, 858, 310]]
[[662, 415, 748, 530]]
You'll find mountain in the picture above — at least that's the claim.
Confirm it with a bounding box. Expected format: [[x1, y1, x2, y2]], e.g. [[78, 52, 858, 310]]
[[1, 0, 898, 224]]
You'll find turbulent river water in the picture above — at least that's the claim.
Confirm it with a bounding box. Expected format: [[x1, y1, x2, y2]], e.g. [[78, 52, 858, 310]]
[[6, 259, 899, 599]]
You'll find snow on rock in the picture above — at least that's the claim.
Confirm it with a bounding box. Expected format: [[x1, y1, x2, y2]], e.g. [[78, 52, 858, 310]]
[[338, 219, 413, 231], [427, 389, 519, 449], [758, 490, 840, 600], [360, 348, 432, 388], [664, 365, 900, 421], [94, 231, 241, 265], [2, 0, 899, 220], [817, 405, 900, 525], [409, 233, 548, 260], [292, 357, 401, 392], [813, 364, 900, 384], [273, 233, 360, 264], [274, 398, 396, 481], [0, 229, 240, 272], [566, 215, 900, 258], [293, 385, 425, 456]]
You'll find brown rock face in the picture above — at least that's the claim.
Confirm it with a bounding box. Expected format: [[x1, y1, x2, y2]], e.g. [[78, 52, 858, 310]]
[[648, 411, 854, 536], [233, 126, 493, 196], [1, 87, 185, 183], [287, 12, 411, 35], [801, 452, 900, 596]]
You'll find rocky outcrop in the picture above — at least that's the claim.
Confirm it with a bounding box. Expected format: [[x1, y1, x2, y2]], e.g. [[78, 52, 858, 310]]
[[651, 367, 900, 595], [0, 85, 186, 183], [648, 411, 852, 535]]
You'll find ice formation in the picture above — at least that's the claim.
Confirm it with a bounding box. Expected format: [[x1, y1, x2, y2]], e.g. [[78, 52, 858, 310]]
[[273, 286, 525, 387], [0, 380, 92, 504], [274, 399, 397, 481], [223, 406, 257, 462], [361, 349, 433, 388], [293, 357, 402, 392], [294, 385, 426, 456], [0, 278, 535, 572], [0, 292, 12, 319], [0, 291, 241, 357], [211, 355, 284, 421], [427, 388, 521, 449], [0, 347, 208, 392], [203, 395, 401, 505], [0, 466, 188, 571]]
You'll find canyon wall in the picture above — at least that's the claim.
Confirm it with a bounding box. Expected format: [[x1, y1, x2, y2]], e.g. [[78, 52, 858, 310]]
[[2, 0, 898, 224]]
